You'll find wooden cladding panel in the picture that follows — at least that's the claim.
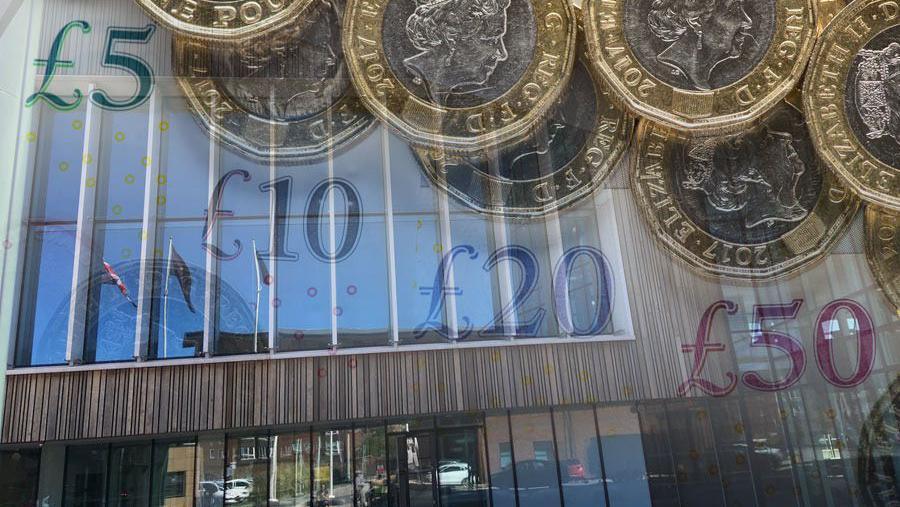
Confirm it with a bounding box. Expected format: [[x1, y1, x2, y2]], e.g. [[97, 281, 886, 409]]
[[3, 341, 641, 444]]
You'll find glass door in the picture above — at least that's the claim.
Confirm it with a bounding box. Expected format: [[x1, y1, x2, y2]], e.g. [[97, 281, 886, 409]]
[[436, 429, 490, 507], [389, 432, 438, 507]]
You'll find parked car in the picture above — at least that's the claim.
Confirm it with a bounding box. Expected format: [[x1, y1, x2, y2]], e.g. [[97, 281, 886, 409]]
[[438, 462, 472, 486], [225, 479, 253, 504], [199, 481, 225, 507], [559, 459, 586, 482]]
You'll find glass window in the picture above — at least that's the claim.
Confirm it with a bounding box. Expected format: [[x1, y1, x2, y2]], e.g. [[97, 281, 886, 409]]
[[334, 127, 390, 348], [484, 412, 514, 507], [509, 411, 561, 507], [28, 102, 86, 222], [553, 408, 607, 507], [64, 445, 109, 507], [15, 225, 75, 366], [107, 444, 152, 506], [0, 449, 41, 507], [225, 435, 269, 506], [276, 161, 332, 351], [151, 440, 197, 507], [663, 400, 725, 506], [196, 435, 225, 507], [354, 424, 387, 507], [596, 405, 651, 507], [436, 427, 491, 507], [272, 431, 312, 506], [313, 429, 354, 506]]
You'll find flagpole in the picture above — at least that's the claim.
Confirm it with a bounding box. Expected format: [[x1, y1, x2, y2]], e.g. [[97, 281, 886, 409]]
[[163, 237, 173, 359], [252, 240, 261, 354]]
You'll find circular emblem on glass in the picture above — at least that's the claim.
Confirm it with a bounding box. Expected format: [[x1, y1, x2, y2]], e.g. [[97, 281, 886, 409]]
[[136, 0, 315, 41]]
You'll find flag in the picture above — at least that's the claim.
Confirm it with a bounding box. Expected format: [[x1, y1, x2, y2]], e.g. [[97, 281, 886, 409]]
[[256, 251, 272, 286], [101, 260, 137, 308], [168, 245, 196, 313]]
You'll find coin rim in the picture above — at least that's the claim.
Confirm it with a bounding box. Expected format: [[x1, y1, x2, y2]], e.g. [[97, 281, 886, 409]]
[[342, 0, 577, 152], [412, 52, 634, 217], [803, 0, 900, 211], [584, 0, 817, 133], [136, 0, 315, 41], [629, 116, 861, 281], [172, 35, 377, 163], [864, 205, 900, 311]]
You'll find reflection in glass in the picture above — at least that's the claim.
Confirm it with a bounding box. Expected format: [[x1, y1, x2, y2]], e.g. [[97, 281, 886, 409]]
[[64, 445, 109, 507], [354, 424, 388, 507], [216, 221, 270, 355], [484, 413, 515, 507], [272, 431, 311, 505], [149, 222, 209, 359], [196, 435, 225, 507], [0, 449, 41, 506], [95, 107, 149, 221], [225, 435, 269, 506], [636, 404, 679, 507], [509, 411, 561, 507], [15, 225, 75, 366], [28, 103, 86, 222], [313, 429, 354, 507], [553, 408, 607, 507], [596, 405, 651, 506], [84, 224, 142, 363], [388, 432, 436, 507], [151, 440, 197, 507], [437, 429, 490, 507], [108, 444, 152, 506]]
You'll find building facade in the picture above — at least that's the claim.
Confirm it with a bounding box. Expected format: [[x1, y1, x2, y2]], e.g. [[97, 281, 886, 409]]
[[0, 1, 898, 507]]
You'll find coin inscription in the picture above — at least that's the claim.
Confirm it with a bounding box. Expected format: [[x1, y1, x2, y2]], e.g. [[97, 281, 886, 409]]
[[174, 0, 374, 161], [865, 205, 900, 310], [586, 0, 815, 132], [414, 54, 633, 216], [804, 0, 900, 210], [624, 0, 775, 91], [631, 102, 859, 280], [136, 0, 314, 41], [344, 0, 576, 151]]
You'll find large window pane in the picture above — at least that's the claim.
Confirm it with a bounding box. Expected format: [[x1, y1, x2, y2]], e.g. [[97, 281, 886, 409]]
[[0, 449, 41, 507], [596, 405, 651, 507], [107, 444, 152, 506], [83, 224, 142, 363], [149, 222, 208, 359], [64, 445, 109, 507], [15, 225, 75, 366], [272, 431, 312, 506], [437, 428, 491, 507], [28, 103, 86, 222], [196, 435, 225, 507], [94, 107, 150, 221], [151, 440, 197, 507], [313, 429, 354, 506], [553, 408, 606, 507], [509, 411, 561, 507], [485, 413, 515, 507], [225, 435, 269, 506], [354, 424, 387, 507]]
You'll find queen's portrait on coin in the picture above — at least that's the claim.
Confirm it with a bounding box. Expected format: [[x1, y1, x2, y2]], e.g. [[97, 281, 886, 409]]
[[854, 42, 900, 145], [220, 0, 348, 121], [683, 129, 809, 229], [403, 0, 511, 105], [648, 0, 754, 90]]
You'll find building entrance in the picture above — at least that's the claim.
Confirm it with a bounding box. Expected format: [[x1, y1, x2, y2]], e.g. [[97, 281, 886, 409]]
[[388, 426, 491, 507]]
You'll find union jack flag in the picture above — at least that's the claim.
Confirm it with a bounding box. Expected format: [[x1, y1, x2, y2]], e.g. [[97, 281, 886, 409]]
[[101, 260, 137, 308]]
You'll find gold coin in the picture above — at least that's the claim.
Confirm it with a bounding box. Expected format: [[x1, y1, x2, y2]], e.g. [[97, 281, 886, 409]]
[[815, 0, 847, 33], [136, 0, 315, 41], [342, 0, 576, 152], [413, 44, 634, 217], [173, 0, 374, 162], [804, 0, 900, 210], [865, 205, 900, 311], [583, 0, 816, 133], [631, 102, 859, 280]]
